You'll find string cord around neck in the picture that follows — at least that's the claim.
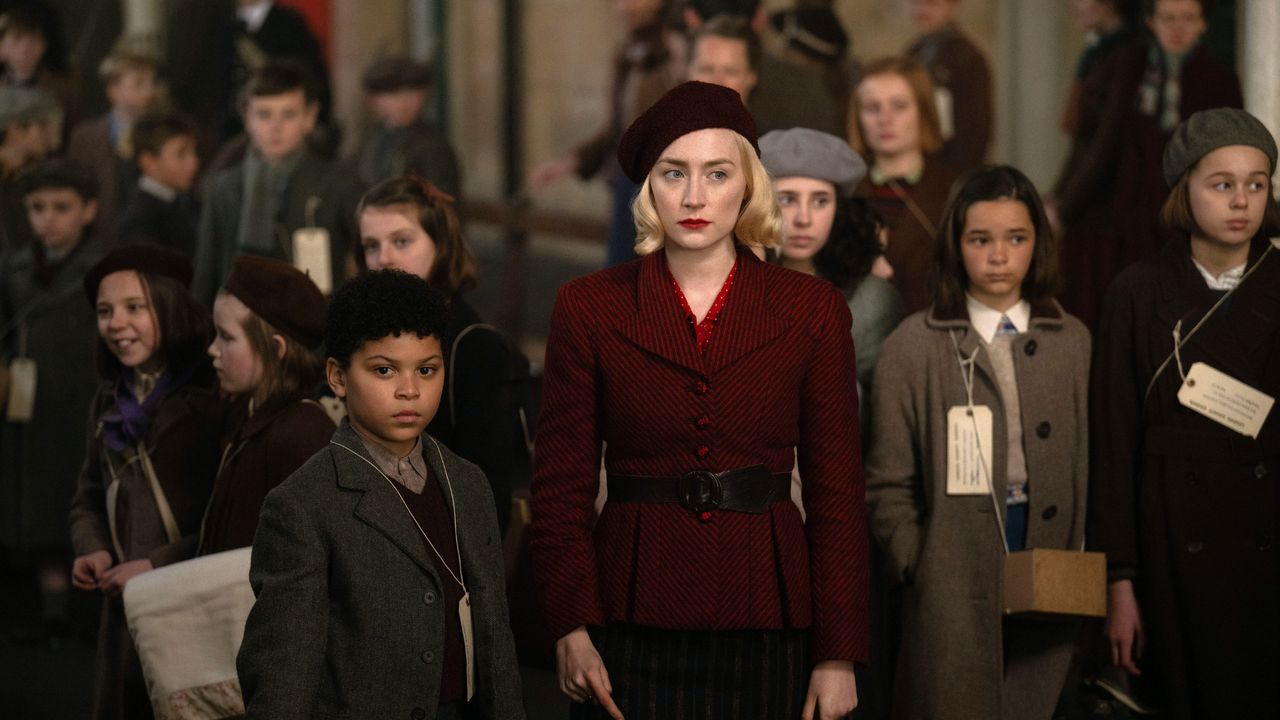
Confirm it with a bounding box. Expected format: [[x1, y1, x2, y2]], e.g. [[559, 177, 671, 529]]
[[949, 330, 1011, 555]]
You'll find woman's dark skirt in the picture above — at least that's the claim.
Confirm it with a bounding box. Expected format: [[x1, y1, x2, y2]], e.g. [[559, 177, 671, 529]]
[[570, 623, 811, 720]]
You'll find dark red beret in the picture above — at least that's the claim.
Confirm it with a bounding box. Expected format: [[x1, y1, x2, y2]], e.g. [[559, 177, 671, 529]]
[[84, 243, 194, 301], [616, 81, 760, 184], [223, 255, 327, 349]]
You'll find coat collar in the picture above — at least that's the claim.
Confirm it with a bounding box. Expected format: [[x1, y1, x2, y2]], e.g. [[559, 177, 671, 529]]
[[925, 298, 1065, 379], [617, 248, 786, 377], [329, 421, 469, 590]]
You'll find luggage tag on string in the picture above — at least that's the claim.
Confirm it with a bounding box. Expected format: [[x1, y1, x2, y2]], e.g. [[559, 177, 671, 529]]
[[6, 324, 36, 423], [330, 438, 475, 700], [292, 196, 333, 294], [946, 331, 994, 497]]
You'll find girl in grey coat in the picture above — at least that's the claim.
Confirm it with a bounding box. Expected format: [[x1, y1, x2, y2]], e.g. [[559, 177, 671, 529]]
[[866, 166, 1090, 720]]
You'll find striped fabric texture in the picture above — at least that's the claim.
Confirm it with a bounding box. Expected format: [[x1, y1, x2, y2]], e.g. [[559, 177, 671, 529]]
[[530, 248, 869, 664], [570, 624, 810, 720]]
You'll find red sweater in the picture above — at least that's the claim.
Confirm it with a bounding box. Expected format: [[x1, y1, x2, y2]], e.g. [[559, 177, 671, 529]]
[[530, 249, 869, 663]]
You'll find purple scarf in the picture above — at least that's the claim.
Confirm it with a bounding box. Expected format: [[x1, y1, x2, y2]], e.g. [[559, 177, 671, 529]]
[[102, 365, 199, 453]]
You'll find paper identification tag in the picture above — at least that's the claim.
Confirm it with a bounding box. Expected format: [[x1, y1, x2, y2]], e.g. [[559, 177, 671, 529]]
[[1177, 362, 1274, 439], [6, 357, 36, 423], [292, 227, 333, 294], [935, 87, 955, 140], [947, 405, 993, 495], [459, 592, 475, 701]]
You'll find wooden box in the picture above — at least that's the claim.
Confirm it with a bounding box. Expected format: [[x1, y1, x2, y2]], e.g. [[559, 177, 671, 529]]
[[1003, 549, 1107, 618]]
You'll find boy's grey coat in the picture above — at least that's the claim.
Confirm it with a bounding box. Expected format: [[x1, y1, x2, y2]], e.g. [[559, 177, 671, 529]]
[[238, 422, 525, 720]]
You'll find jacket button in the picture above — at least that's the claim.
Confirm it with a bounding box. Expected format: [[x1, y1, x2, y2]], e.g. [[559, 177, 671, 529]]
[[1036, 422, 1051, 439], [421, 650, 435, 664], [693, 381, 708, 395], [696, 446, 709, 458], [423, 591, 436, 605], [1042, 505, 1058, 521], [1188, 541, 1204, 553], [1185, 471, 1197, 484], [1259, 537, 1273, 551], [1024, 340, 1037, 356], [412, 709, 427, 720], [1256, 464, 1267, 479], [696, 415, 711, 428]]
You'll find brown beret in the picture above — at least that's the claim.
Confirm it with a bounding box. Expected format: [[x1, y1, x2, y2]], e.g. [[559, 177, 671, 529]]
[[84, 244, 194, 301], [362, 56, 433, 93], [223, 255, 327, 349], [617, 81, 760, 184]]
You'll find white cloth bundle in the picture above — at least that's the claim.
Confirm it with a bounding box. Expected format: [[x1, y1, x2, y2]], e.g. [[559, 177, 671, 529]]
[[123, 547, 255, 720]]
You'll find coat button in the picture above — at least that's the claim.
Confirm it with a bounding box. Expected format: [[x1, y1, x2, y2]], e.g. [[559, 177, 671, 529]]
[[1036, 422, 1051, 439], [696, 415, 711, 428], [421, 650, 435, 663], [412, 708, 427, 720], [1188, 541, 1204, 553], [1185, 471, 1197, 484], [1024, 340, 1037, 356], [1042, 505, 1058, 521], [693, 381, 708, 395], [696, 446, 709, 458], [1255, 464, 1268, 479], [423, 591, 436, 605], [1259, 537, 1273, 551]]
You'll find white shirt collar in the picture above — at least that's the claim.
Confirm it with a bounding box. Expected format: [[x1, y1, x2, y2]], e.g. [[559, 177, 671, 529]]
[[138, 175, 177, 203], [966, 294, 1031, 344], [1191, 257, 1246, 291], [237, 0, 273, 33]]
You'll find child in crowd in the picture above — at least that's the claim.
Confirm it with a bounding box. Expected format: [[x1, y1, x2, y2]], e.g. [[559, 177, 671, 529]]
[[69, 244, 227, 720], [0, 159, 104, 643], [0, 86, 57, 253], [238, 269, 523, 719], [194, 60, 364, 305], [867, 166, 1089, 720], [0, 6, 79, 135], [357, 176, 529, 534], [1089, 108, 1280, 718], [67, 46, 159, 240], [198, 255, 335, 556], [353, 57, 460, 197], [117, 112, 201, 254]]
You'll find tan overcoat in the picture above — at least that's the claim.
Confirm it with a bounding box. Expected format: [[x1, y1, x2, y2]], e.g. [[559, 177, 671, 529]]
[[866, 300, 1090, 720]]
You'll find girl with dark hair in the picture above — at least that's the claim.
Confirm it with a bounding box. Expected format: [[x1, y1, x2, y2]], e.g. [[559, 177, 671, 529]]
[[866, 165, 1090, 719], [68, 245, 228, 720], [357, 176, 529, 534], [1089, 108, 1280, 719], [760, 127, 906, 427]]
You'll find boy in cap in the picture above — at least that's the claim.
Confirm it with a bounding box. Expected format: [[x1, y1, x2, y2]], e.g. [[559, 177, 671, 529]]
[[0, 86, 57, 253], [237, 269, 524, 720], [66, 45, 160, 241], [117, 112, 202, 254], [194, 60, 364, 305], [352, 56, 459, 196]]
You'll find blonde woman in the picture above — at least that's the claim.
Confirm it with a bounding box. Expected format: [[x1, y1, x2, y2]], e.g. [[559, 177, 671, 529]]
[[530, 81, 868, 720]]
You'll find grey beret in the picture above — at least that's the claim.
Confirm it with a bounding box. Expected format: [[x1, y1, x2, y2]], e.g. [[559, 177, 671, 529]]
[[1163, 108, 1278, 187], [0, 87, 59, 129], [759, 127, 867, 197]]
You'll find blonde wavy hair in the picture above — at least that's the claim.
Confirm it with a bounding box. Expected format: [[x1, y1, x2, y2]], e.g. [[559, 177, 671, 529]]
[[631, 132, 783, 256]]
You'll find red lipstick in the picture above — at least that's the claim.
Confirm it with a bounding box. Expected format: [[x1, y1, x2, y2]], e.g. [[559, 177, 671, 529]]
[[679, 218, 710, 230]]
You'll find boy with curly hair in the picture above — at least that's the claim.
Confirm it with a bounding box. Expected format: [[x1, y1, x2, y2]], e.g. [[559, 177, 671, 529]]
[[237, 270, 524, 720]]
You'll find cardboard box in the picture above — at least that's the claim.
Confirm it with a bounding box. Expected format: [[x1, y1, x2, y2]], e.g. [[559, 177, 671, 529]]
[[1003, 549, 1106, 618]]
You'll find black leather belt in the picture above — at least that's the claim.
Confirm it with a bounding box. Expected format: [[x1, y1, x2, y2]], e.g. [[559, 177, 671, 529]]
[[608, 465, 791, 515]]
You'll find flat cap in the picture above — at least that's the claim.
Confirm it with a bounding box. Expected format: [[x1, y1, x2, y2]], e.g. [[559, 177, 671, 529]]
[[224, 255, 327, 349], [362, 56, 433, 93], [1164, 108, 1278, 187], [0, 87, 59, 128], [617, 81, 759, 184], [84, 244, 194, 301], [759, 128, 867, 197], [770, 8, 848, 61]]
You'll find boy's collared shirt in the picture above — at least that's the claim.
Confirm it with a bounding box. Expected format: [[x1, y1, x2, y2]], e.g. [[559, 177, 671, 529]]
[[237, 0, 274, 33], [138, 175, 177, 204], [354, 428, 430, 494]]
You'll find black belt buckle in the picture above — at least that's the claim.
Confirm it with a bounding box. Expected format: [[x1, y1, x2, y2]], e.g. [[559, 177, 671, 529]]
[[680, 470, 722, 514]]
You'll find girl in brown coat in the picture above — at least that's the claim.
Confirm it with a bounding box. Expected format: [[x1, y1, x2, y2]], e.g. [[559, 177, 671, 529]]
[[1089, 108, 1280, 720], [69, 245, 228, 720], [867, 166, 1090, 720], [198, 255, 336, 556]]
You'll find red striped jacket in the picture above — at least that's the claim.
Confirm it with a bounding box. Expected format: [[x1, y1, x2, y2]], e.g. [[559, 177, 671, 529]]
[[530, 248, 869, 663]]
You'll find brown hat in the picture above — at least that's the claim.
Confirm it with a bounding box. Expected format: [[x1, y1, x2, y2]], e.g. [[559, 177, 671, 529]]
[[362, 56, 433, 93], [223, 255, 327, 349], [616, 81, 760, 184], [84, 244, 194, 301]]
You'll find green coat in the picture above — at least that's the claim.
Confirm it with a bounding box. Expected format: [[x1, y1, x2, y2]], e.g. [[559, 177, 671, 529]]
[[0, 239, 104, 550]]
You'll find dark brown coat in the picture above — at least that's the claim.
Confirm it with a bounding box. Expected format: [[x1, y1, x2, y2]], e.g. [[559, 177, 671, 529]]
[[68, 370, 228, 720], [197, 396, 336, 556], [855, 158, 957, 314], [907, 25, 992, 174], [1088, 236, 1280, 720], [67, 114, 137, 242]]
